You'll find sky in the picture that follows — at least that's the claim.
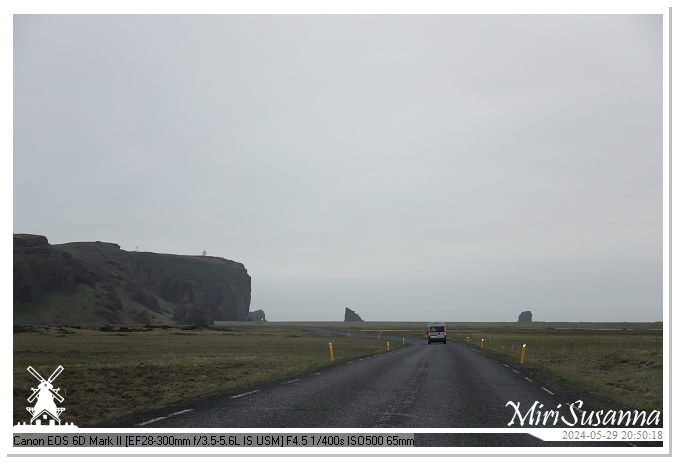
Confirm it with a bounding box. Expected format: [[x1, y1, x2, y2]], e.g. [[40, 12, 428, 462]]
[[12, 12, 665, 322]]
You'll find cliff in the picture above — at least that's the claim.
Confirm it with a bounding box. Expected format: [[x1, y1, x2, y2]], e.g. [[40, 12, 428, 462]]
[[13, 234, 251, 326]]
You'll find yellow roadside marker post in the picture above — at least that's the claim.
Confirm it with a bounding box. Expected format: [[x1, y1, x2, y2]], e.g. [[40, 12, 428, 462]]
[[466, 337, 469, 344], [387, 342, 390, 351], [329, 343, 334, 362], [481, 339, 484, 349], [521, 344, 526, 364]]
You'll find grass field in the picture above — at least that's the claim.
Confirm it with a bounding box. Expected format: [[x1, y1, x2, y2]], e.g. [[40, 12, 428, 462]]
[[449, 324, 663, 413], [317, 321, 664, 413], [286, 321, 664, 413], [13, 321, 663, 427], [13, 324, 399, 427]]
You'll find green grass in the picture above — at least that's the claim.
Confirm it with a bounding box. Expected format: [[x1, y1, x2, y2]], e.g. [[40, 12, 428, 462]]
[[13, 325, 400, 427], [449, 327, 663, 413], [13, 321, 663, 427], [268, 321, 664, 413]]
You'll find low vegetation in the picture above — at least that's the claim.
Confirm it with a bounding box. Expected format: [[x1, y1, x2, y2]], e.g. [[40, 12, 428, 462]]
[[13, 325, 397, 427], [13, 321, 663, 427], [450, 325, 663, 413], [316, 321, 663, 413]]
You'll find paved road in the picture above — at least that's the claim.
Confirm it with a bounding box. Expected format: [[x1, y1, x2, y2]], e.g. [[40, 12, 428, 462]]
[[100, 329, 653, 447]]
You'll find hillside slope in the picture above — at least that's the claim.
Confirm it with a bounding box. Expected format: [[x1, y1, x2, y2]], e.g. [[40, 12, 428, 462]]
[[13, 234, 251, 326]]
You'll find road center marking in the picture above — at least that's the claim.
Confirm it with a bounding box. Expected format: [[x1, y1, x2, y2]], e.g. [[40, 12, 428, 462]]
[[542, 387, 554, 395]]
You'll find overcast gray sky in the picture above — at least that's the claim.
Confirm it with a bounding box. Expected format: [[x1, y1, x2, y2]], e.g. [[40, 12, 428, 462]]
[[13, 14, 664, 322]]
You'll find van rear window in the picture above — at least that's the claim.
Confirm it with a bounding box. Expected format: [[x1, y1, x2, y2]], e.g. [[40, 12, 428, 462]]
[[430, 326, 444, 332]]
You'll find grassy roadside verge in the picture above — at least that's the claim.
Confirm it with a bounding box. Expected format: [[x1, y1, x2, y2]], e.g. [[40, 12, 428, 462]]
[[449, 329, 663, 413], [311, 321, 663, 413], [13, 321, 663, 427], [13, 325, 400, 427]]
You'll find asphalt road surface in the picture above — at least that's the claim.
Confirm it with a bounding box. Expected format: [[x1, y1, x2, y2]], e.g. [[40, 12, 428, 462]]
[[100, 328, 657, 447]]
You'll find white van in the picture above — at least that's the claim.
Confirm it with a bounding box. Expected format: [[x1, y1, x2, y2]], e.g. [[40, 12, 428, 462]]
[[427, 322, 446, 344]]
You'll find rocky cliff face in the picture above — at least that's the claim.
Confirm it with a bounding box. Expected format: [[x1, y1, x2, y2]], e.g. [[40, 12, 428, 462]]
[[13, 234, 251, 326], [14, 234, 97, 305], [173, 299, 215, 326], [129, 251, 251, 322]]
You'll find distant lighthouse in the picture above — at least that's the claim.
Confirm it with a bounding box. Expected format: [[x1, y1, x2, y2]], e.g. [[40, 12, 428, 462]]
[[202, 250, 207, 256]]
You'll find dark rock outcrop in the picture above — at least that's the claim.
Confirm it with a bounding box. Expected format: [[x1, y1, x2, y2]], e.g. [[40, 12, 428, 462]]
[[13, 234, 251, 326], [173, 299, 214, 326], [518, 311, 533, 322], [14, 234, 96, 305], [129, 251, 250, 322], [248, 310, 267, 322], [130, 286, 161, 313], [344, 307, 363, 322]]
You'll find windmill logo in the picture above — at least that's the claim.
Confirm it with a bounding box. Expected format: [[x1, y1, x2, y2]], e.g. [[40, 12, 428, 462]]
[[15, 365, 77, 428]]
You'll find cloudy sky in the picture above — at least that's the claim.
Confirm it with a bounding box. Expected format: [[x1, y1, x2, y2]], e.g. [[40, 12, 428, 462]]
[[12, 13, 664, 322]]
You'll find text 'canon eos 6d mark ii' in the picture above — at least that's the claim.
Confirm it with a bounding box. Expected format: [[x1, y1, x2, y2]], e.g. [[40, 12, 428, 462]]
[[427, 322, 446, 344]]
